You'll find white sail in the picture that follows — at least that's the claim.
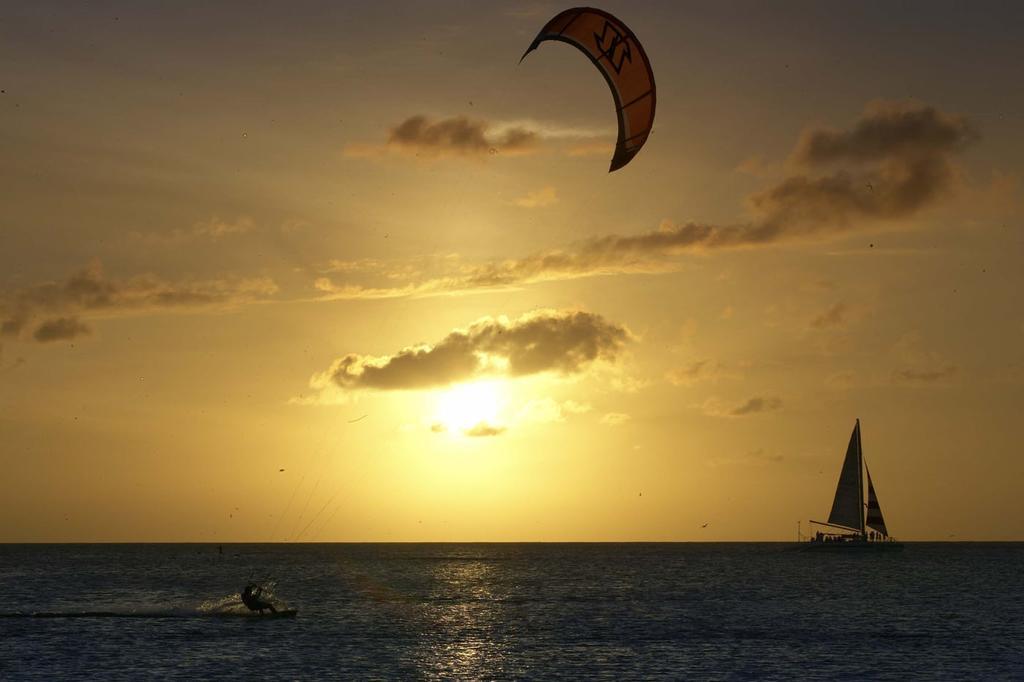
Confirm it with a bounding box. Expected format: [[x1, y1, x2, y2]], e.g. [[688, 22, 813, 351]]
[[827, 420, 863, 531], [865, 462, 888, 536]]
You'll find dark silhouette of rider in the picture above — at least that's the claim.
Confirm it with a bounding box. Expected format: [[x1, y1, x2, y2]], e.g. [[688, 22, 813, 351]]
[[241, 583, 277, 614]]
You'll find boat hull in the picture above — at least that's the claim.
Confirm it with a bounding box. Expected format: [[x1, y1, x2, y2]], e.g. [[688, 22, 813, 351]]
[[798, 541, 904, 552]]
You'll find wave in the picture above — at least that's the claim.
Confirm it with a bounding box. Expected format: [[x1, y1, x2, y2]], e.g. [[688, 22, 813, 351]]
[[0, 609, 292, 619], [2, 591, 294, 619]]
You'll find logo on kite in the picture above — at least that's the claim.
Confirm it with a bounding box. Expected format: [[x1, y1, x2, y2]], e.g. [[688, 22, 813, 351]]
[[594, 21, 632, 74], [520, 7, 656, 172]]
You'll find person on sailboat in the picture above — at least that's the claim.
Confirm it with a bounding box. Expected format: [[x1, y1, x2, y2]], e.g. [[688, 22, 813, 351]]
[[241, 582, 277, 614]]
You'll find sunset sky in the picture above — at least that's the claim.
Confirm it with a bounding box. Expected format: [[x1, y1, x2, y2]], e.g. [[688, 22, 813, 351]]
[[2, 1, 1022, 541]]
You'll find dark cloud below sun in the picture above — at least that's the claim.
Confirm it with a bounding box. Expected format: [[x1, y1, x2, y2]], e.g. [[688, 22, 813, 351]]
[[307, 309, 632, 396]]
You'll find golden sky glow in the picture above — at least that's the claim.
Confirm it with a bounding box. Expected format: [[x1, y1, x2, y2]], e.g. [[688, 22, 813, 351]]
[[2, 2, 1023, 541]]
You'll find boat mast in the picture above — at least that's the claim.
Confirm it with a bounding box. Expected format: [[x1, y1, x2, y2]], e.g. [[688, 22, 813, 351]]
[[856, 418, 865, 537]]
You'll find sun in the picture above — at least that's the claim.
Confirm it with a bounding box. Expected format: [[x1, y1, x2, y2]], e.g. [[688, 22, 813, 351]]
[[432, 381, 504, 434]]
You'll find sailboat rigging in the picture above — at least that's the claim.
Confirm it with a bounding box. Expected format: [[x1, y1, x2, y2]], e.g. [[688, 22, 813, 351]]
[[803, 419, 902, 549]]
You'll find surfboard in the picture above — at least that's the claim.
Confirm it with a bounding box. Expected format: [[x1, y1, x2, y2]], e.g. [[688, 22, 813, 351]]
[[211, 608, 298, 619], [263, 608, 298, 619]]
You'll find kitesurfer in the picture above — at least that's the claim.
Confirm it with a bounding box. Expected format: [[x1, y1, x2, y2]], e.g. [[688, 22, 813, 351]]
[[241, 582, 277, 614]]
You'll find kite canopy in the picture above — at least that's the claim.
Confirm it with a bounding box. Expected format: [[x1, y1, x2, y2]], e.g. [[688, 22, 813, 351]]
[[521, 7, 656, 172]]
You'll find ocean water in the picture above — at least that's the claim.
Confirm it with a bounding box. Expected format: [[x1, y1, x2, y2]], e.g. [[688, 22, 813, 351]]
[[1, 543, 1021, 679]]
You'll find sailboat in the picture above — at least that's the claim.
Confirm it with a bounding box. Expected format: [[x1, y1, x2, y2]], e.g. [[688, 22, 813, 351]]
[[803, 419, 902, 550]]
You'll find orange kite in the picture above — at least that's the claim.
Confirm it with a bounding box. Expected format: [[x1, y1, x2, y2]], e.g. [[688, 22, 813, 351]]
[[521, 7, 656, 172]]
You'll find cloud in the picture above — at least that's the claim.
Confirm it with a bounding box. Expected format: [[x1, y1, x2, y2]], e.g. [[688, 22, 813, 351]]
[[314, 220, 723, 299], [825, 370, 857, 389], [1, 261, 278, 342], [707, 448, 786, 468], [514, 186, 558, 208], [888, 331, 958, 385], [793, 101, 977, 166], [33, 317, 92, 343], [667, 361, 708, 386], [429, 419, 507, 437], [517, 397, 592, 424], [666, 359, 736, 387], [191, 216, 254, 239], [893, 365, 958, 384], [744, 101, 976, 240], [563, 399, 592, 415], [306, 309, 632, 395], [702, 396, 783, 417], [346, 115, 540, 159], [130, 216, 255, 244], [600, 412, 631, 426], [810, 302, 849, 329], [346, 114, 615, 161], [730, 396, 783, 416], [609, 375, 650, 393], [463, 421, 506, 437], [322, 101, 978, 299]]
